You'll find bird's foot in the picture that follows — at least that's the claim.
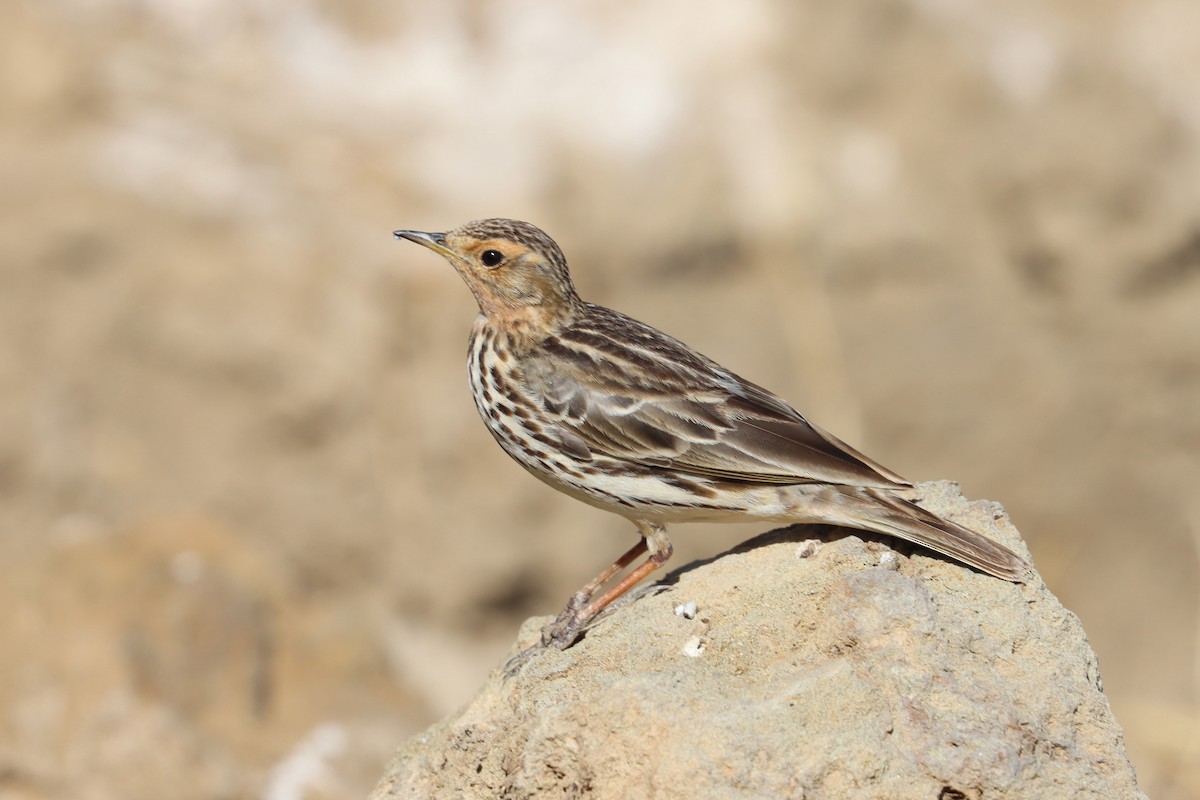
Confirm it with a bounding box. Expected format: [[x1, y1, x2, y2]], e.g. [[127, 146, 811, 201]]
[[501, 642, 542, 677], [499, 620, 583, 679], [499, 592, 591, 677], [503, 582, 670, 677], [537, 587, 593, 649]]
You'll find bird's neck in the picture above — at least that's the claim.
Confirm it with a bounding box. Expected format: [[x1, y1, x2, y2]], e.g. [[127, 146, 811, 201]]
[[478, 299, 582, 347]]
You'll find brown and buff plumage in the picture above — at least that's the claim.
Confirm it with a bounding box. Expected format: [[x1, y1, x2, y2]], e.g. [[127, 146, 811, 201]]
[[395, 219, 1029, 651]]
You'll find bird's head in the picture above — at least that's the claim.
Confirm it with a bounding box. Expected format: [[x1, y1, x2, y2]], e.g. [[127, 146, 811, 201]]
[[394, 218, 584, 332]]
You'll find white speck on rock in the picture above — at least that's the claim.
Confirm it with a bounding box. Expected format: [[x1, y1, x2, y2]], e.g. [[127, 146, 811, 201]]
[[795, 540, 821, 559], [674, 601, 698, 619], [681, 635, 706, 658]]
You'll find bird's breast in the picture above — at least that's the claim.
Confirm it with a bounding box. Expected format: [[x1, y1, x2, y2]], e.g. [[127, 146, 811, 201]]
[[464, 324, 773, 522], [467, 326, 580, 477]]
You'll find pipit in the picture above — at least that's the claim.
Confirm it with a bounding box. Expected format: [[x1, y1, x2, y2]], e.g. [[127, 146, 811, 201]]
[[395, 219, 1028, 650]]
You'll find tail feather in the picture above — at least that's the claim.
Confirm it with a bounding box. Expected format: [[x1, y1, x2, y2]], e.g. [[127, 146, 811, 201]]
[[798, 486, 1031, 581], [861, 489, 1029, 581]]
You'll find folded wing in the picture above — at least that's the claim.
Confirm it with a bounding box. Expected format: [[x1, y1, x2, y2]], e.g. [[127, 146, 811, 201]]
[[530, 306, 911, 490]]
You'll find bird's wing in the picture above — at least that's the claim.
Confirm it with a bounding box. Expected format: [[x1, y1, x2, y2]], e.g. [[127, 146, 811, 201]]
[[527, 306, 911, 489]]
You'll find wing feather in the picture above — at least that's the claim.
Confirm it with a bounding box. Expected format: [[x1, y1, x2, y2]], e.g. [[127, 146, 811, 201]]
[[527, 306, 911, 489]]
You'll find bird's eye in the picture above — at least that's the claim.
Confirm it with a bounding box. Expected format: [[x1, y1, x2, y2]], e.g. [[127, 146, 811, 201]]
[[480, 249, 504, 267]]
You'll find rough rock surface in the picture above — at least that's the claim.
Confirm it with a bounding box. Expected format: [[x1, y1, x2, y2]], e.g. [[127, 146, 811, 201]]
[[373, 482, 1143, 800]]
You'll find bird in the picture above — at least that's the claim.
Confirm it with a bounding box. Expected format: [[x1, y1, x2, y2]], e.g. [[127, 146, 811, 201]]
[[394, 218, 1029, 651]]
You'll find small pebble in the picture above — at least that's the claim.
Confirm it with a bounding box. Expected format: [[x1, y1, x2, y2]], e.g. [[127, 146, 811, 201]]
[[681, 635, 706, 657], [674, 601, 698, 619], [878, 550, 900, 571], [795, 540, 821, 559]]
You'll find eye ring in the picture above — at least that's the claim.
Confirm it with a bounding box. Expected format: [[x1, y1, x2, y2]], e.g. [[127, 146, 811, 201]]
[[480, 249, 504, 267]]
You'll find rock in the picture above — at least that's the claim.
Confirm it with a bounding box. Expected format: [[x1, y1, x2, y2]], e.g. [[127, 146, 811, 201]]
[[371, 482, 1145, 800]]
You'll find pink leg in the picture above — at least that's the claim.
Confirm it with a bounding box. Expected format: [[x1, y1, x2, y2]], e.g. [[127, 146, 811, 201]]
[[541, 521, 673, 650]]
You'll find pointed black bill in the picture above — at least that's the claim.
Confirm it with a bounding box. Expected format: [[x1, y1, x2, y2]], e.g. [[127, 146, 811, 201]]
[[393, 229, 453, 257]]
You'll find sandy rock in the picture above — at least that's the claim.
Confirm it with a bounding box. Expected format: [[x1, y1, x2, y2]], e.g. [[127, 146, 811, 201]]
[[372, 482, 1144, 800]]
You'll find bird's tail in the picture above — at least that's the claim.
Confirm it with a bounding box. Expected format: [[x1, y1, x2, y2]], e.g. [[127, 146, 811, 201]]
[[796, 486, 1030, 581]]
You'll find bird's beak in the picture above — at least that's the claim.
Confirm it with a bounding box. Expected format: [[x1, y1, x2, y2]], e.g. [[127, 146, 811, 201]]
[[393, 229, 453, 258]]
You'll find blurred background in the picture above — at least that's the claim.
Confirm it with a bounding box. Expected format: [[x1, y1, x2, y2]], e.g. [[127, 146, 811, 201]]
[[2, 0, 1198, 797]]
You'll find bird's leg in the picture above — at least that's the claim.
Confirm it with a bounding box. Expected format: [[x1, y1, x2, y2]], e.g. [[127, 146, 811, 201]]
[[578, 522, 672, 623], [540, 536, 646, 648], [552, 537, 648, 623], [541, 521, 673, 650], [505, 537, 653, 674]]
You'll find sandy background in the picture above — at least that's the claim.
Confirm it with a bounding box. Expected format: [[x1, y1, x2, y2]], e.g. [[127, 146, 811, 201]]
[[2, 1, 1198, 798]]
